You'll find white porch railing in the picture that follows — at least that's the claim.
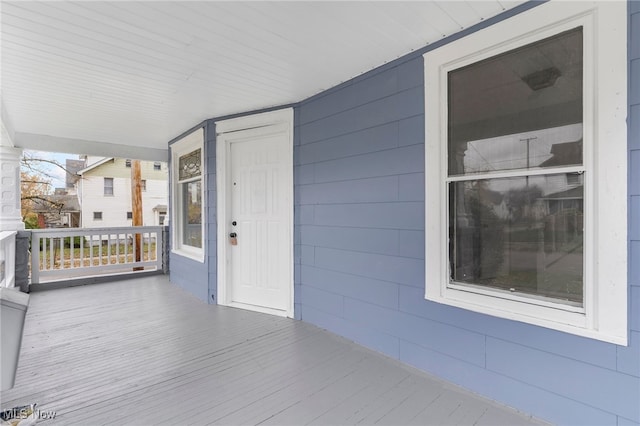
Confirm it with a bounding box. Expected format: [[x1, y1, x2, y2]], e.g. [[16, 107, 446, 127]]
[[30, 226, 163, 284], [0, 231, 17, 288]]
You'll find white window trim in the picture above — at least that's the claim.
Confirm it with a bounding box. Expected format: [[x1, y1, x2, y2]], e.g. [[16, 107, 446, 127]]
[[423, 1, 627, 345], [171, 128, 205, 263]]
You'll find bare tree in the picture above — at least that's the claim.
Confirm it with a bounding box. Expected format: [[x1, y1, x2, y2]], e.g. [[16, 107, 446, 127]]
[[20, 152, 80, 228]]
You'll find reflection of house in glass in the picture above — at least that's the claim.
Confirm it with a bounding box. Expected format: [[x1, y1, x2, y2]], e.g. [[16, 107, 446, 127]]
[[451, 129, 585, 305], [461, 125, 582, 174], [453, 171, 584, 304], [539, 139, 583, 168]]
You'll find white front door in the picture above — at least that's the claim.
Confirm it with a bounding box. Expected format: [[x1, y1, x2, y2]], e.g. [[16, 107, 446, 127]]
[[216, 110, 293, 317]]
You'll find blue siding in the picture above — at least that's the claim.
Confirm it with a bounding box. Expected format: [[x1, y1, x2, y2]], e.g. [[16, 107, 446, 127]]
[[169, 253, 208, 303], [632, 105, 639, 151], [400, 340, 619, 426], [632, 14, 640, 419], [294, 3, 640, 424]]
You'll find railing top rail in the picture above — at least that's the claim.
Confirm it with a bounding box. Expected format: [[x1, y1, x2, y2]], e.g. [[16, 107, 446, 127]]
[[0, 231, 18, 241], [31, 226, 163, 236]]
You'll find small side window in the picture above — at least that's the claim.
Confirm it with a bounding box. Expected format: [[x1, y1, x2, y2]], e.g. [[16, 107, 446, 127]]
[[104, 177, 114, 196], [171, 128, 205, 262]]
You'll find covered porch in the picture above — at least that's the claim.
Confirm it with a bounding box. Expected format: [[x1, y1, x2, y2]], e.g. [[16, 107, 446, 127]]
[[1, 275, 542, 425], [2, 2, 638, 425]]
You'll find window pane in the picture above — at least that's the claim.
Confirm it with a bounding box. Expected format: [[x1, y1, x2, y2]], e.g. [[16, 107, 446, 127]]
[[178, 149, 201, 180], [449, 173, 583, 305], [448, 27, 583, 176], [104, 177, 114, 196], [182, 180, 202, 248]]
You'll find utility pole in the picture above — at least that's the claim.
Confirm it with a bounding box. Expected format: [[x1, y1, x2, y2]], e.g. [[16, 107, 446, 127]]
[[520, 136, 537, 186], [131, 160, 143, 270]]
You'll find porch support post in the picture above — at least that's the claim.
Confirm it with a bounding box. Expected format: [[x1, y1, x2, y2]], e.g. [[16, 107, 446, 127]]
[[15, 231, 31, 292], [1, 120, 27, 291], [162, 225, 170, 274], [0, 144, 25, 232]]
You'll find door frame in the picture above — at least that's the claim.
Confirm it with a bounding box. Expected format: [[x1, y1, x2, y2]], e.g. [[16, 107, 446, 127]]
[[215, 108, 294, 318]]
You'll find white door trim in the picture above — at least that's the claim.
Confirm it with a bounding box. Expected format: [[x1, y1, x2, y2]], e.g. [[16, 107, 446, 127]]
[[215, 108, 294, 318]]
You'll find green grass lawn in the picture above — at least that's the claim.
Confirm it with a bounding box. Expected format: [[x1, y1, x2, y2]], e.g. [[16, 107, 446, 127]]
[[39, 242, 157, 269]]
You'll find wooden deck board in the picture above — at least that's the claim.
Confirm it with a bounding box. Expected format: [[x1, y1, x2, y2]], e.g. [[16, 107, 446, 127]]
[[1, 276, 545, 425]]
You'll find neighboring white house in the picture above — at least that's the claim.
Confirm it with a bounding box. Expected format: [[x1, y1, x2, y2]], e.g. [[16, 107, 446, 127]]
[[77, 156, 168, 228]]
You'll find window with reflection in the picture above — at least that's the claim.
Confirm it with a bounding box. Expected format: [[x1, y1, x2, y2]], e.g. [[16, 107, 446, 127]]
[[177, 149, 202, 249], [447, 27, 584, 306]]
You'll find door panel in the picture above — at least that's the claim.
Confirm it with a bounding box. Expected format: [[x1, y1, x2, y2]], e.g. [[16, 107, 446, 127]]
[[229, 131, 289, 311]]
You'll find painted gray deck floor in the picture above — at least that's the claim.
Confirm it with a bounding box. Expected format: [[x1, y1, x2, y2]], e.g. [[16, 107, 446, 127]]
[[1, 276, 546, 426]]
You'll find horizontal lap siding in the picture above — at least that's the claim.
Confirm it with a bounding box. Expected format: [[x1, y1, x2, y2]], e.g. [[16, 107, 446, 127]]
[[294, 3, 640, 424], [169, 252, 208, 303], [295, 57, 424, 365]]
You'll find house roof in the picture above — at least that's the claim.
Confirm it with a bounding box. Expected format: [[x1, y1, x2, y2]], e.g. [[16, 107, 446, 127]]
[[541, 186, 584, 201], [77, 157, 114, 175], [31, 194, 81, 213], [1, 1, 527, 160], [539, 140, 583, 168]]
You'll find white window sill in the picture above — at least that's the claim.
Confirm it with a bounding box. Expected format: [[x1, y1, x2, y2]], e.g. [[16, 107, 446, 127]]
[[171, 247, 204, 263]]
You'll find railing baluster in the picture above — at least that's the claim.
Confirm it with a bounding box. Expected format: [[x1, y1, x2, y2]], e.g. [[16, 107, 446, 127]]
[[49, 238, 54, 270], [69, 234, 74, 269], [40, 237, 45, 272]]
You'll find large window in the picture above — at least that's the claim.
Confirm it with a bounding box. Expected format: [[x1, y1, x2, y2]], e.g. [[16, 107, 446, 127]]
[[424, 2, 627, 344], [171, 128, 204, 261], [447, 28, 584, 307]]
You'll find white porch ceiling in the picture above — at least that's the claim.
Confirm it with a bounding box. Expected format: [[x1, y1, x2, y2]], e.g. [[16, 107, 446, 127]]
[[1, 1, 527, 160]]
